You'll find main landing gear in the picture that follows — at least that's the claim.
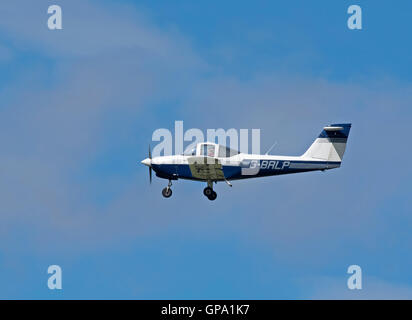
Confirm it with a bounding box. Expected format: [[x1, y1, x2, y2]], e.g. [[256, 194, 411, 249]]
[[203, 181, 217, 201], [162, 180, 173, 198], [161, 179, 218, 201]]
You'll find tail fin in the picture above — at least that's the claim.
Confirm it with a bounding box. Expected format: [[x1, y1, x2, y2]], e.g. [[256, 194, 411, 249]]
[[302, 123, 352, 161]]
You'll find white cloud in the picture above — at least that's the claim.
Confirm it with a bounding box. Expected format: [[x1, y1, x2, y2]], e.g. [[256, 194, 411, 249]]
[[0, 0, 207, 254], [0, 0, 202, 67]]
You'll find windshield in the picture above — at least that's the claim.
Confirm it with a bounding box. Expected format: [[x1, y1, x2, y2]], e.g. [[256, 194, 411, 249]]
[[183, 147, 196, 156]]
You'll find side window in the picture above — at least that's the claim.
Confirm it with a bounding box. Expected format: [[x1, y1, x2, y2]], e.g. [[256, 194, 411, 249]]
[[218, 145, 227, 157], [208, 145, 215, 157], [218, 145, 239, 157], [202, 145, 207, 156], [226, 147, 239, 157], [202, 144, 215, 157]]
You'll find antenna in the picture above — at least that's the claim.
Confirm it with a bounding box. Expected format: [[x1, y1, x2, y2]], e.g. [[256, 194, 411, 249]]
[[265, 141, 277, 155]]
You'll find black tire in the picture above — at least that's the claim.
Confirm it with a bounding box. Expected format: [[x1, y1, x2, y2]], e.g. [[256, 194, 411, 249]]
[[203, 187, 213, 197], [162, 187, 172, 198], [208, 191, 217, 201]]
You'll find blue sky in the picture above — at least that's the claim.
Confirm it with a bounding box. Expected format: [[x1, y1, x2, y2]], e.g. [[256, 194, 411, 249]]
[[0, 0, 411, 299]]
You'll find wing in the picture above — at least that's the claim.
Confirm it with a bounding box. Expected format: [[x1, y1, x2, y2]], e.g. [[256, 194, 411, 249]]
[[187, 156, 225, 181]]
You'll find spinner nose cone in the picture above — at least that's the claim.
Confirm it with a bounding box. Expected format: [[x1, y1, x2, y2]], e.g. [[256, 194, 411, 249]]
[[141, 158, 151, 167]]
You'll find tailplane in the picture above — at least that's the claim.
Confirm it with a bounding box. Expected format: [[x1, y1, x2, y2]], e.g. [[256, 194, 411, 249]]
[[302, 123, 352, 161]]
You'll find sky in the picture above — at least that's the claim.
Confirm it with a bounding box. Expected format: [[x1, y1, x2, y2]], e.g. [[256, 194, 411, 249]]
[[0, 0, 411, 299]]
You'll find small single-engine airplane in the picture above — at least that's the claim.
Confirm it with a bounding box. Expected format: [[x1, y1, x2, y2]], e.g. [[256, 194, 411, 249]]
[[141, 123, 351, 200]]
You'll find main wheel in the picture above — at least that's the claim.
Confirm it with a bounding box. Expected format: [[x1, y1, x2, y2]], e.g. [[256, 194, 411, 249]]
[[203, 187, 213, 197], [208, 191, 217, 201], [162, 187, 172, 198]]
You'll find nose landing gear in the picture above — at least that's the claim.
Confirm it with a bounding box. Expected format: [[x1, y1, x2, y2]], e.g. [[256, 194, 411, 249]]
[[162, 180, 173, 198]]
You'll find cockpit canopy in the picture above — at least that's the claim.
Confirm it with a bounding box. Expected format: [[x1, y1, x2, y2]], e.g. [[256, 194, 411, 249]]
[[183, 143, 240, 158]]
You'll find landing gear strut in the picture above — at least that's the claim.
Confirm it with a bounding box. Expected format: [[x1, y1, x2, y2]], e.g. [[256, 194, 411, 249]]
[[203, 181, 217, 201], [162, 180, 173, 198]]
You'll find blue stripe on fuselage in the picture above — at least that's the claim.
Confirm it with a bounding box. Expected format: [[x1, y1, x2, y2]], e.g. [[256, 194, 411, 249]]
[[152, 159, 339, 181]]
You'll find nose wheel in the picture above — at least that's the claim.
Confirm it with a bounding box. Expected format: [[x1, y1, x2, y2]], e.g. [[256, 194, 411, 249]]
[[203, 186, 217, 201], [162, 187, 172, 198], [162, 180, 173, 198]]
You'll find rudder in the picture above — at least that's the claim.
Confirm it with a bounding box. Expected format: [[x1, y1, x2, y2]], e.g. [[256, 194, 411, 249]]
[[302, 123, 352, 161]]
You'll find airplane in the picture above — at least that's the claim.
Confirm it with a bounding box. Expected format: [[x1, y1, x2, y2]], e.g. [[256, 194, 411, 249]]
[[141, 123, 351, 200]]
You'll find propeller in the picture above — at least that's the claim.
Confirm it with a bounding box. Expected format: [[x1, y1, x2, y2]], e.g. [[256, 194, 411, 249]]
[[149, 145, 152, 184]]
